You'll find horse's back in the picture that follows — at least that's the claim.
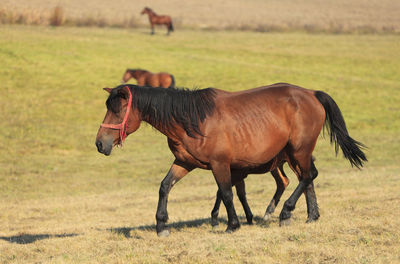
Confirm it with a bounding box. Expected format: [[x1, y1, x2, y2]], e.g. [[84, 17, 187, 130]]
[[216, 83, 310, 98], [214, 83, 320, 114], [154, 14, 171, 24]]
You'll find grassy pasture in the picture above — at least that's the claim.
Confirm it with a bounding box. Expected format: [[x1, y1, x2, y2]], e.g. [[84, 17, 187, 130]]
[[0, 25, 400, 263]]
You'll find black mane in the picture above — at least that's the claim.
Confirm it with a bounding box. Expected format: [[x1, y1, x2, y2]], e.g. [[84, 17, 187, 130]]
[[107, 85, 217, 138], [127, 68, 146, 74]]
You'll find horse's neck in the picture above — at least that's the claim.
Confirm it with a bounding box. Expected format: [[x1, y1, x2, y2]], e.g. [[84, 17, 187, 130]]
[[131, 70, 146, 79], [136, 93, 184, 140], [148, 11, 156, 17], [140, 111, 177, 139]]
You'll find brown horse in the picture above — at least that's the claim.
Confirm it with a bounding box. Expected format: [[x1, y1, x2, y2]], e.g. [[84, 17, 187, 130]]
[[141, 7, 174, 35], [96, 83, 367, 237], [121, 69, 175, 88]]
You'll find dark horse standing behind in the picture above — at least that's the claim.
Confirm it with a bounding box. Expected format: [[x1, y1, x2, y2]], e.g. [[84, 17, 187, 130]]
[[96, 83, 367, 237], [141, 7, 174, 35], [121, 69, 175, 88]]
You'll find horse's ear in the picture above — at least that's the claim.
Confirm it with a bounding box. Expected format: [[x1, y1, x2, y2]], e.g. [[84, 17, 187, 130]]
[[117, 87, 130, 99], [103, 88, 112, 93]]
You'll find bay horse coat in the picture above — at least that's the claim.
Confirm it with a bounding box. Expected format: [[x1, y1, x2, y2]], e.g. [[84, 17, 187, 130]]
[[96, 83, 366, 236]]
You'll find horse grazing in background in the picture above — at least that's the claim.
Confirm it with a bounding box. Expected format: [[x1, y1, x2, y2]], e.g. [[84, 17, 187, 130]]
[[95, 83, 367, 237], [141, 7, 174, 35], [121, 69, 175, 88]]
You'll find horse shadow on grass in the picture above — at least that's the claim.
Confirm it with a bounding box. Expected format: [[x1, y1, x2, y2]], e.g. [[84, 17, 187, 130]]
[[0, 233, 78, 244], [108, 217, 215, 238], [108, 215, 277, 238], [0, 216, 278, 244]]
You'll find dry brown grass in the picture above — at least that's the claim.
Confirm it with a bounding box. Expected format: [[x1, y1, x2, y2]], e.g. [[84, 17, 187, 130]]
[[1, 0, 400, 33], [0, 6, 140, 28], [0, 7, 48, 25], [49, 6, 64, 26], [1, 166, 399, 263]]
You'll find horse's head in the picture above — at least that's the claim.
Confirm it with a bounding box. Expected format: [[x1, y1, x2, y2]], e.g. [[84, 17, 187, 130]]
[[121, 69, 132, 84], [95, 86, 141, 156], [141, 7, 151, 15]]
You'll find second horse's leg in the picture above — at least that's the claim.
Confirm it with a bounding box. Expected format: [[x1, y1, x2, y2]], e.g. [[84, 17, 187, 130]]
[[235, 179, 253, 224], [264, 165, 289, 220]]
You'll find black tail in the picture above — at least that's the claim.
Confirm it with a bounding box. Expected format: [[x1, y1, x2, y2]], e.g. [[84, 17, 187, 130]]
[[169, 74, 175, 88], [169, 22, 174, 32], [314, 91, 367, 168]]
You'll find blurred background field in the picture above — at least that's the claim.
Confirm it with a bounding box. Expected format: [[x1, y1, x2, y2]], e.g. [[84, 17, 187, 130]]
[[1, 0, 400, 33], [0, 0, 400, 263]]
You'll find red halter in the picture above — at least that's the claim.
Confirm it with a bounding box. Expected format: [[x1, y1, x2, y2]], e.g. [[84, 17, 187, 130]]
[[101, 86, 133, 145]]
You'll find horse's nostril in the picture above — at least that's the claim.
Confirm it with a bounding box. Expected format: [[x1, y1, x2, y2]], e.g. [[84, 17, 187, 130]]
[[96, 140, 103, 152]]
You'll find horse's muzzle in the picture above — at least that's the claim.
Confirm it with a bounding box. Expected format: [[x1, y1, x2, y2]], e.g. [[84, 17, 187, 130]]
[[96, 139, 112, 156]]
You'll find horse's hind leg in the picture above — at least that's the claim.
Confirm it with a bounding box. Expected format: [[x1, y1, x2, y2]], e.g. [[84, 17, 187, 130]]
[[304, 159, 319, 222], [235, 179, 253, 224], [263, 165, 289, 221], [211, 189, 222, 226], [279, 151, 317, 226]]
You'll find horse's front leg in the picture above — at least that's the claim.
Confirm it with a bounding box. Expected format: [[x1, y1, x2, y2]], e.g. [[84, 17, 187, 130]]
[[156, 159, 192, 237], [150, 23, 155, 35], [211, 162, 240, 233]]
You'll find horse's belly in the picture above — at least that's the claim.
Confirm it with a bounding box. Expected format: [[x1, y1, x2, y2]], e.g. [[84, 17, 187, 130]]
[[230, 140, 286, 168]]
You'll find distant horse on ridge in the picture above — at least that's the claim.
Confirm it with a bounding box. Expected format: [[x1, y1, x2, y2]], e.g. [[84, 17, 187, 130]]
[[141, 7, 174, 35]]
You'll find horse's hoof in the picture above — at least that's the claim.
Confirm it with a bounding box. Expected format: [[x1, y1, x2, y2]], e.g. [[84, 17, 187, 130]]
[[225, 228, 236, 234], [246, 214, 253, 225], [157, 230, 170, 237], [263, 213, 272, 221], [279, 218, 291, 226], [306, 218, 318, 223], [225, 224, 240, 233], [211, 219, 219, 227], [212, 224, 219, 231]]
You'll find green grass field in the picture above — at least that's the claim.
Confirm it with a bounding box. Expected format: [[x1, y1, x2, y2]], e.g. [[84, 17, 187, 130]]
[[0, 25, 400, 263]]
